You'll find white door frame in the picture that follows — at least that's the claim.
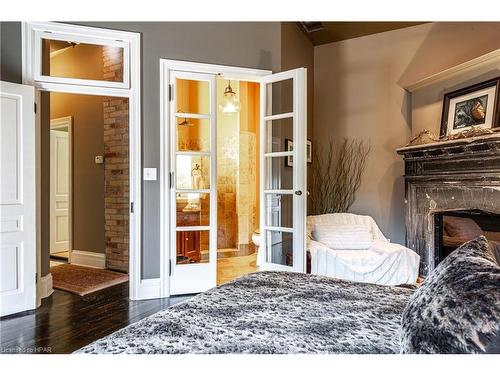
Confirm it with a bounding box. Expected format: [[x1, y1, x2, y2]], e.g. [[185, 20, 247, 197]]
[[22, 22, 144, 301], [160, 59, 271, 297], [49, 116, 72, 259]]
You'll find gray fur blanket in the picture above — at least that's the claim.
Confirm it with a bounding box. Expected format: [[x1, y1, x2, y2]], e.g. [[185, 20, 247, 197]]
[[76, 271, 413, 354]]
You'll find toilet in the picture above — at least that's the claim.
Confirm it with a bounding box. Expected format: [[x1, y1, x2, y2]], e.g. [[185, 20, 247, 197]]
[[252, 230, 265, 267]]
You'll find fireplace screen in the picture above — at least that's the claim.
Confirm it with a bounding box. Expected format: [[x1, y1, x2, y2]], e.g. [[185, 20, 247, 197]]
[[435, 210, 500, 265]]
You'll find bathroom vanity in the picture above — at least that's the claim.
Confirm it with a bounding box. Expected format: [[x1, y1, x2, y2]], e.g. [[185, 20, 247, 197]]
[[176, 209, 202, 263]]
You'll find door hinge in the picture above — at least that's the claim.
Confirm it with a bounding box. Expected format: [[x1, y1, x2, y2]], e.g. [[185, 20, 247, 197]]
[[168, 84, 173, 102], [169, 172, 174, 189], [169, 259, 172, 276], [35, 273, 38, 283], [130, 202, 134, 213], [34, 103, 37, 114]]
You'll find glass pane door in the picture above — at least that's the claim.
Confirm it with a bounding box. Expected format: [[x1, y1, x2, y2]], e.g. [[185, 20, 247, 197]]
[[169, 71, 217, 295], [259, 69, 307, 272]]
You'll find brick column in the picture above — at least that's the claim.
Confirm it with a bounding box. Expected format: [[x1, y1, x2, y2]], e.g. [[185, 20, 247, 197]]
[[103, 46, 129, 272]]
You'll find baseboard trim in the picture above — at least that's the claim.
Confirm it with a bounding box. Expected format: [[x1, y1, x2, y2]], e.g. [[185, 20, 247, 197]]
[[71, 250, 106, 269], [38, 273, 53, 301]]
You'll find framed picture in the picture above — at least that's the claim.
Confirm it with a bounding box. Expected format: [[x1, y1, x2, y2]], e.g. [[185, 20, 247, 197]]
[[440, 77, 500, 137], [284, 139, 312, 167], [285, 138, 293, 167]]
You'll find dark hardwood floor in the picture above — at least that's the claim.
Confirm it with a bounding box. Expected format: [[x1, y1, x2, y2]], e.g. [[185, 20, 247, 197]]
[[0, 282, 193, 354]]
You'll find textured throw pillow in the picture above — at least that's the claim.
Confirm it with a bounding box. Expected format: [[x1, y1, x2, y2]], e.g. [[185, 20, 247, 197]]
[[401, 236, 500, 354], [312, 224, 374, 250]]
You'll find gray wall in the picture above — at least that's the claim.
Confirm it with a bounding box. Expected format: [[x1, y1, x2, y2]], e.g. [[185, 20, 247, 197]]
[[0, 21, 311, 279], [76, 22, 282, 278], [4, 20, 500, 278], [0, 22, 22, 83], [50, 45, 106, 256]]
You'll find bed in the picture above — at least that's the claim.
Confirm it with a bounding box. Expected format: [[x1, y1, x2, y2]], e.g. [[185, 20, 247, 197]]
[[76, 237, 499, 354], [76, 272, 413, 354]]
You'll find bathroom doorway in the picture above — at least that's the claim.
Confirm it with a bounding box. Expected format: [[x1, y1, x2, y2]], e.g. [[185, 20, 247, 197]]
[[215, 78, 260, 286], [162, 60, 307, 296], [167, 73, 261, 291]]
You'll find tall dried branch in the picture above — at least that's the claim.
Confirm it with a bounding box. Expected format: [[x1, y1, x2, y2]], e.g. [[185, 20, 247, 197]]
[[310, 138, 371, 215]]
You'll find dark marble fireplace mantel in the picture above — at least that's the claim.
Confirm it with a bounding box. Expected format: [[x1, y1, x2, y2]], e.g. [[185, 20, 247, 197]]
[[397, 134, 500, 276]]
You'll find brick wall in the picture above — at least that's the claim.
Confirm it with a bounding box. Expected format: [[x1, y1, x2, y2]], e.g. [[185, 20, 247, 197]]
[[103, 46, 129, 272]]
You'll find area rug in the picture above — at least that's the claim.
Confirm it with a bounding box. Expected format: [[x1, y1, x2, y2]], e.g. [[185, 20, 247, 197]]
[[76, 271, 414, 354], [51, 264, 129, 296]]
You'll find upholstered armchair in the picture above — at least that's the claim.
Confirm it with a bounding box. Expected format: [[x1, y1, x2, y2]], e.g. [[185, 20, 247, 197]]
[[307, 213, 420, 285]]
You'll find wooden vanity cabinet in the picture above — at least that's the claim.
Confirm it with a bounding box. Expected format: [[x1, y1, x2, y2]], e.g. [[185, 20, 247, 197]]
[[176, 210, 201, 263]]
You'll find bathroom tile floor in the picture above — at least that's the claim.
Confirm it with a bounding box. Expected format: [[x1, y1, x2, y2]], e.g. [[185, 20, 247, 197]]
[[217, 252, 257, 286]]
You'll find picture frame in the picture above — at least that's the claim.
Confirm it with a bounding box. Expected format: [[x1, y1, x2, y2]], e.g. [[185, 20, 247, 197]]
[[440, 77, 500, 138], [284, 139, 312, 167]]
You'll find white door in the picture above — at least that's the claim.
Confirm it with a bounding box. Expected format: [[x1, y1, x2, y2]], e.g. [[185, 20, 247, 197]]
[[0, 81, 36, 317], [50, 124, 70, 254], [169, 71, 217, 295], [259, 68, 307, 272]]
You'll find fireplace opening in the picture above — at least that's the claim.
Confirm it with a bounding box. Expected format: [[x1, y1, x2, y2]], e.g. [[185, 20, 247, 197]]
[[434, 210, 500, 265]]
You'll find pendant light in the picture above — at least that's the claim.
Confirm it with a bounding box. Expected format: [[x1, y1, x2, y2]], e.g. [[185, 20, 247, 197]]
[[219, 81, 240, 113]]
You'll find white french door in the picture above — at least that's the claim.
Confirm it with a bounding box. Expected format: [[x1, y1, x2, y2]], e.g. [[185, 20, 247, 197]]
[[259, 68, 307, 272], [169, 71, 217, 295], [165, 64, 307, 295], [0, 81, 36, 317]]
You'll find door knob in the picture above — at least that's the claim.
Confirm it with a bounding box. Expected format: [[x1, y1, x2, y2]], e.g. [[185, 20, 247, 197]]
[[295, 190, 302, 196]]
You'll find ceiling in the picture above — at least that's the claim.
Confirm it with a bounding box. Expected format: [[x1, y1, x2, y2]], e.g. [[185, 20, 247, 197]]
[[298, 22, 428, 46], [49, 40, 72, 53]]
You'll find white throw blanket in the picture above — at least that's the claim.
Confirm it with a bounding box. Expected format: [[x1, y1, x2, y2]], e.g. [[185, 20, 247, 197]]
[[308, 213, 420, 285]]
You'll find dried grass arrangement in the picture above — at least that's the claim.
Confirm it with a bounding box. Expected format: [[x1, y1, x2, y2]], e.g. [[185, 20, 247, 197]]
[[310, 138, 371, 215]]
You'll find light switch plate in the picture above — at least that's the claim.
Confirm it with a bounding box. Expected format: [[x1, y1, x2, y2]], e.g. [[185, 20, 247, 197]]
[[143, 168, 157, 181]]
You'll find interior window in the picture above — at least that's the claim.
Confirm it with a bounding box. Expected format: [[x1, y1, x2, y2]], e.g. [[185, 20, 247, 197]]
[[41, 38, 125, 83]]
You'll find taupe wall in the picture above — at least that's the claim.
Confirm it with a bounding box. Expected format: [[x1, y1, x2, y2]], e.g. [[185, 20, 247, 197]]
[[50, 44, 106, 256], [50, 92, 105, 253], [40, 92, 105, 276], [401, 23, 500, 137], [281, 22, 315, 214], [314, 22, 500, 244], [281, 22, 314, 142], [40, 93, 51, 276], [37, 44, 107, 276]]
